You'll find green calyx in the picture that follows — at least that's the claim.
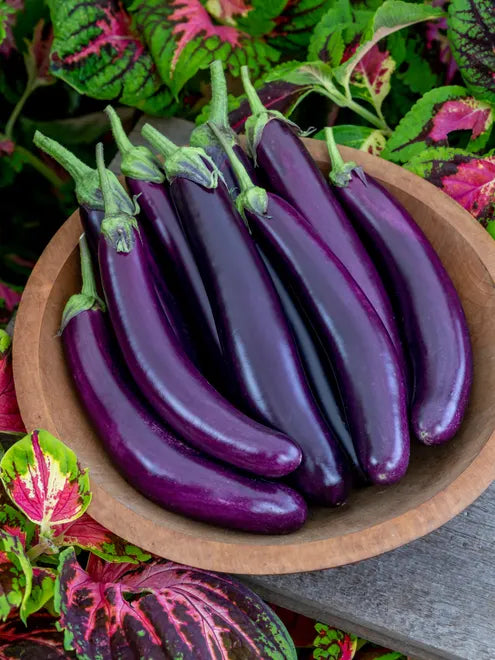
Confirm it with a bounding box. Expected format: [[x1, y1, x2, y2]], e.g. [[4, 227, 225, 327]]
[[324, 127, 361, 188], [33, 130, 134, 212], [96, 142, 139, 253], [207, 121, 268, 222], [190, 60, 238, 158], [105, 106, 164, 183], [142, 123, 221, 189], [59, 234, 105, 334], [240, 66, 301, 163]]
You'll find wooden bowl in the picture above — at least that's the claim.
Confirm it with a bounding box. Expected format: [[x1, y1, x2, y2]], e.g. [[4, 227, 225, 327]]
[[13, 140, 495, 575]]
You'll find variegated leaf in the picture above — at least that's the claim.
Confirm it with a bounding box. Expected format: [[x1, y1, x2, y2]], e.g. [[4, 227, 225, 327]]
[[48, 0, 176, 116], [0, 486, 34, 549], [0, 330, 25, 436], [268, 0, 334, 53], [55, 548, 297, 659], [0, 609, 70, 658], [313, 622, 358, 659], [383, 86, 493, 163], [0, 530, 32, 623], [22, 566, 56, 620], [315, 125, 386, 155], [350, 45, 395, 114], [406, 147, 495, 226], [52, 512, 150, 564], [0, 430, 91, 536]]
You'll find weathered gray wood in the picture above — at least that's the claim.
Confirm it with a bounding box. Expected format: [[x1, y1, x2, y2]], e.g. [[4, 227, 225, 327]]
[[118, 114, 495, 660]]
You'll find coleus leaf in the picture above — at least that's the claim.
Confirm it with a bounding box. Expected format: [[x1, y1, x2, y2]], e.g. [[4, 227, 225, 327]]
[[0, 283, 21, 314], [314, 125, 386, 155], [0, 330, 25, 436], [0, 485, 34, 549], [334, 1, 445, 93], [0, 609, 70, 658], [313, 622, 358, 659], [448, 0, 495, 105], [0, 430, 91, 537], [51, 512, 151, 564], [425, 4, 457, 85], [349, 44, 395, 114], [233, 0, 288, 38], [55, 548, 297, 659], [205, 0, 254, 26], [307, 0, 365, 65], [129, 0, 279, 97], [405, 147, 495, 226], [0, 530, 32, 623], [383, 86, 493, 163], [0, 0, 21, 57], [22, 566, 56, 621], [267, 0, 335, 54], [48, 0, 176, 116]]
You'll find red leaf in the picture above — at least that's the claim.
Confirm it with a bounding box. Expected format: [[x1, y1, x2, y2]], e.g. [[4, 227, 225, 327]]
[[0, 333, 25, 435], [0, 609, 70, 658], [353, 47, 393, 99], [0, 283, 21, 313], [0, 141, 15, 157], [441, 156, 495, 219], [430, 97, 492, 141], [206, 0, 253, 24]]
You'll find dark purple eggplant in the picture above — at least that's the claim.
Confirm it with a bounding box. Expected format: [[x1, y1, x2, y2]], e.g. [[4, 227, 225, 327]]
[[94, 142, 301, 478], [221, 142, 410, 484], [61, 238, 307, 534], [240, 68, 407, 381], [104, 106, 223, 386], [324, 128, 472, 445], [189, 61, 259, 197], [142, 123, 350, 506]]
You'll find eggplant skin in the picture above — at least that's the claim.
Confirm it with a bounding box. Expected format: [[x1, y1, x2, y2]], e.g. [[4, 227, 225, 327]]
[[62, 308, 307, 534], [248, 194, 410, 485], [98, 227, 302, 478], [334, 173, 472, 445]]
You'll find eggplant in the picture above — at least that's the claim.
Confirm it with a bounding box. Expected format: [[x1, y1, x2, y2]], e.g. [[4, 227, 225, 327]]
[[240, 68, 406, 380], [142, 122, 350, 506], [94, 142, 301, 478], [190, 60, 259, 197], [61, 238, 307, 534], [324, 128, 473, 445], [104, 107, 223, 386], [221, 141, 409, 484]]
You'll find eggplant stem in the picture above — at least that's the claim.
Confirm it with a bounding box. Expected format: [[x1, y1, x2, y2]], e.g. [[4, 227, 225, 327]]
[[209, 60, 229, 129], [96, 143, 118, 216], [324, 127, 359, 188], [79, 234, 100, 302], [240, 66, 265, 116], [105, 105, 133, 155], [16, 144, 65, 187], [208, 122, 252, 194], [141, 124, 178, 159], [33, 130, 93, 184]]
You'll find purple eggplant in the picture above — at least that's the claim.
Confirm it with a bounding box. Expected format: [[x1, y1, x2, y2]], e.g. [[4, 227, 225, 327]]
[[142, 123, 350, 506], [240, 68, 406, 380], [94, 142, 301, 478], [190, 61, 259, 197], [61, 238, 307, 534], [221, 142, 410, 484], [324, 128, 472, 445], [104, 107, 223, 385]]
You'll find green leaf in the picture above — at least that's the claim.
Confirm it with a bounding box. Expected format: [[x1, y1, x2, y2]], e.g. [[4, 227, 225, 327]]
[[307, 0, 363, 63], [334, 1, 445, 91], [264, 59, 334, 88], [0, 2, 16, 47], [0, 530, 32, 623], [235, 0, 288, 37], [268, 0, 336, 53], [448, 0, 495, 105], [383, 86, 493, 163], [130, 0, 279, 97], [48, 0, 176, 116], [315, 124, 387, 154], [0, 430, 91, 537], [22, 566, 56, 620]]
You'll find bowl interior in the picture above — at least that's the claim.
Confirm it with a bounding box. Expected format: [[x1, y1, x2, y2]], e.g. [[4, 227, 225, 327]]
[[15, 143, 495, 573]]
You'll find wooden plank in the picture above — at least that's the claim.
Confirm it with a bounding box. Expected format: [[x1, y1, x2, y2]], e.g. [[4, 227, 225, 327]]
[[119, 114, 495, 660]]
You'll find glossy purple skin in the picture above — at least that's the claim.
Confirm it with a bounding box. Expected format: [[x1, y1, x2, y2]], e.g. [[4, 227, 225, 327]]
[[259, 251, 365, 482], [62, 309, 307, 533], [333, 172, 473, 444], [98, 227, 302, 478], [254, 121, 406, 379], [171, 177, 349, 505], [247, 194, 410, 485], [126, 178, 223, 383]]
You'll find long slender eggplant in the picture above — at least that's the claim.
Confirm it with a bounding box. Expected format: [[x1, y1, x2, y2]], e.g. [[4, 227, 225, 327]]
[[104, 107, 223, 386], [61, 238, 307, 534], [142, 123, 350, 506], [189, 60, 259, 197], [221, 141, 409, 484], [240, 68, 406, 381], [324, 128, 472, 445], [94, 142, 301, 478]]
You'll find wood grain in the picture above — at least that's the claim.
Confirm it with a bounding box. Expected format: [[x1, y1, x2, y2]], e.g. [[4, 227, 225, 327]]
[[12, 140, 495, 575]]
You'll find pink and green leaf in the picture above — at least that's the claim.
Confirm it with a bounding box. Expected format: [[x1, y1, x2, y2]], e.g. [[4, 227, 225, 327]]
[[0, 485, 34, 549], [55, 548, 296, 659], [349, 45, 395, 114], [268, 0, 335, 53], [0, 609, 70, 658], [0, 530, 32, 623], [383, 86, 493, 164], [0, 330, 25, 436], [48, 0, 176, 116], [205, 0, 254, 25], [313, 622, 358, 659], [0, 430, 91, 535], [406, 147, 495, 226], [52, 512, 150, 564]]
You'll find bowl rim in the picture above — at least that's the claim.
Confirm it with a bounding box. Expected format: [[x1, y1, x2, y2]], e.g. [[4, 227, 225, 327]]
[[13, 142, 495, 574]]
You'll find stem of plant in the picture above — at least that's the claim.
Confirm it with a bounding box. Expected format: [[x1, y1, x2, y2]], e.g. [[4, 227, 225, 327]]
[[26, 537, 55, 562], [319, 83, 391, 135], [15, 144, 65, 188]]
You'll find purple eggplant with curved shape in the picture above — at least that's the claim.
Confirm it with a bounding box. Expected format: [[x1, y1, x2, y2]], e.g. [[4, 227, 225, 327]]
[[240, 68, 407, 382], [220, 141, 410, 485], [142, 122, 350, 506], [324, 128, 472, 445], [94, 142, 301, 478], [61, 238, 307, 534]]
